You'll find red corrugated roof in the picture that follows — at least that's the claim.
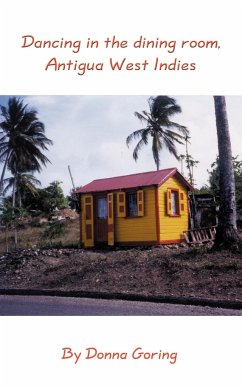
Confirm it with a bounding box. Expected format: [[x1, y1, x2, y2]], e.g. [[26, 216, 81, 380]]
[[76, 168, 194, 194]]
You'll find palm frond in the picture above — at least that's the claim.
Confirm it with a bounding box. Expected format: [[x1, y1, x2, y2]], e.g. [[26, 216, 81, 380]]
[[152, 133, 162, 170], [134, 111, 149, 125], [163, 120, 188, 135], [132, 137, 148, 161], [126, 128, 147, 146], [163, 136, 180, 159], [164, 130, 186, 144]]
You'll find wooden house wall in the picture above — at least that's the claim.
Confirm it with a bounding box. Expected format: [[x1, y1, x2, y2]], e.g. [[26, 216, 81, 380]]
[[157, 176, 189, 243], [114, 186, 157, 244], [81, 194, 94, 247]]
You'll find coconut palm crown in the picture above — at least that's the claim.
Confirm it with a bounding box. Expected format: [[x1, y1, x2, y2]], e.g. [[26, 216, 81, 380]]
[[126, 96, 189, 170], [0, 97, 53, 196]]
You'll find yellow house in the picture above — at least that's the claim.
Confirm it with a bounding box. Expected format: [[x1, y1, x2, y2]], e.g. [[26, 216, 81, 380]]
[[76, 168, 193, 247]]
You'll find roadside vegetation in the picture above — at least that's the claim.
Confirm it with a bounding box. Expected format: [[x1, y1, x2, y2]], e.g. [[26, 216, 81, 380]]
[[0, 215, 80, 253]]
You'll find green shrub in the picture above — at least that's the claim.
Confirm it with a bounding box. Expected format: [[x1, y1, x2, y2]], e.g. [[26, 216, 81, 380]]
[[42, 221, 66, 239]]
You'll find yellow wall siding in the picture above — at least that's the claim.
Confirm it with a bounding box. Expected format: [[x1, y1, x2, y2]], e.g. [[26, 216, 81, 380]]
[[81, 195, 85, 244], [81, 195, 85, 245], [158, 177, 189, 242], [80, 207, 83, 244], [81, 194, 94, 247], [115, 187, 157, 242]]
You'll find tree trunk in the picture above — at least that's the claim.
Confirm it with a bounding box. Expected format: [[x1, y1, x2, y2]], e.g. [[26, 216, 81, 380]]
[[0, 149, 10, 195], [12, 173, 17, 209], [213, 96, 240, 249], [11, 173, 18, 248], [5, 226, 9, 253], [19, 193, 22, 208], [185, 137, 193, 185], [14, 226, 18, 248]]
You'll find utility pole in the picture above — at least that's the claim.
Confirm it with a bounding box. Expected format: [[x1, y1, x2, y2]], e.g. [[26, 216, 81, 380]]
[[68, 165, 76, 191], [68, 165, 80, 212]]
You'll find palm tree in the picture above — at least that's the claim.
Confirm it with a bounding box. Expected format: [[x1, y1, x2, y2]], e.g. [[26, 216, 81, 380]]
[[3, 172, 41, 208], [213, 96, 240, 248], [0, 97, 53, 204], [126, 96, 189, 170], [180, 135, 199, 186]]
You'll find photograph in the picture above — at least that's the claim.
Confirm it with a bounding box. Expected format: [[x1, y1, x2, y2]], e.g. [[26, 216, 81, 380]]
[[0, 95, 241, 316]]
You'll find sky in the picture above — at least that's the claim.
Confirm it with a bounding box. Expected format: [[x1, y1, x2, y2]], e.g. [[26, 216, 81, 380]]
[[0, 95, 241, 195]]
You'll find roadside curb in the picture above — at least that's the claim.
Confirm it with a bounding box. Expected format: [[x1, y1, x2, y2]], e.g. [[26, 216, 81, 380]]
[[0, 288, 241, 310]]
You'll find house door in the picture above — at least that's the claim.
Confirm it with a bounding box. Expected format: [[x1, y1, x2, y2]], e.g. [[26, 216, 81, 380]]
[[94, 196, 108, 243]]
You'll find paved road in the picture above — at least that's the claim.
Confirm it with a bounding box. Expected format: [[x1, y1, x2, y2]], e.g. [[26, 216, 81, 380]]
[[0, 295, 241, 316]]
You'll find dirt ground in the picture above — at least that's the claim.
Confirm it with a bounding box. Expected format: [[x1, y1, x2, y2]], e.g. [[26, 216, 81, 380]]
[[0, 244, 241, 303]]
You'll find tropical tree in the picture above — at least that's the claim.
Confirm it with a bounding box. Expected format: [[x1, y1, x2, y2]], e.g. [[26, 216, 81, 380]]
[[126, 96, 189, 170], [3, 172, 41, 208], [0, 204, 27, 250], [67, 190, 81, 212], [205, 155, 242, 209], [180, 135, 199, 186], [213, 96, 240, 248], [20, 180, 68, 214], [40, 180, 68, 213], [0, 97, 53, 206]]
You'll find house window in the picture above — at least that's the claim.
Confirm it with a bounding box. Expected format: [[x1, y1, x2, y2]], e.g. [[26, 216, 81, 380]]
[[167, 188, 181, 216], [97, 197, 107, 219], [171, 191, 179, 215], [127, 192, 138, 217], [117, 190, 144, 217]]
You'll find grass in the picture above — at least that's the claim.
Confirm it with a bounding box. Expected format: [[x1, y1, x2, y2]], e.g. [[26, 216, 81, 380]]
[[0, 219, 241, 255], [0, 218, 80, 253]]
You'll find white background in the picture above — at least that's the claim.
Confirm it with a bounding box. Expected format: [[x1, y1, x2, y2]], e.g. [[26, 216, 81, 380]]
[[0, 0, 242, 94], [1, 317, 242, 386], [0, 1, 242, 386]]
